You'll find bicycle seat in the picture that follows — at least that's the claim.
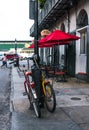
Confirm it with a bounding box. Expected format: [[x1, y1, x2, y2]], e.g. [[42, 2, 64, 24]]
[[25, 71, 32, 76]]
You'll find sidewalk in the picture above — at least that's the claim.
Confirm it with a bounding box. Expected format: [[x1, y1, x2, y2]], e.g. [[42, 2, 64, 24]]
[[10, 67, 30, 112], [10, 67, 89, 130]]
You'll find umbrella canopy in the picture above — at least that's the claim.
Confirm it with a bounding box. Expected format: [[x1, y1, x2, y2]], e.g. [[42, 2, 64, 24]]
[[38, 37, 70, 47], [29, 43, 34, 48], [28, 41, 70, 49], [39, 41, 70, 47], [39, 30, 80, 44], [28, 43, 53, 48]]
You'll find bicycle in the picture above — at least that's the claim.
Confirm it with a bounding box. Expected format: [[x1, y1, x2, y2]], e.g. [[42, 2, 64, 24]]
[[19, 55, 56, 118]]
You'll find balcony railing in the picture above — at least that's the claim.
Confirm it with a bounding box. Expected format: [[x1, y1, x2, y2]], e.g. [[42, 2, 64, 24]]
[[30, 0, 59, 36], [38, 0, 58, 24]]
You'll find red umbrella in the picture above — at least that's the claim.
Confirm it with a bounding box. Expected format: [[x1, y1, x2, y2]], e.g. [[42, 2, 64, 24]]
[[38, 37, 70, 47], [39, 30, 80, 44], [31, 41, 69, 48], [28, 43, 53, 48], [39, 41, 70, 47], [29, 43, 34, 48]]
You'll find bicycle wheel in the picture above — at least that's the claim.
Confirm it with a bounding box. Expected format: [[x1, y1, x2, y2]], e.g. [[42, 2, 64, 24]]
[[25, 82, 41, 118], [24, 82, 32, 106], [31, 88, 41, 118], [44, 83, 56, 113]]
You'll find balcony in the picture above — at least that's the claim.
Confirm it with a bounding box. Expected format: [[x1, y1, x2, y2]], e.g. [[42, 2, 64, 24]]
[[30, 0, 79, 37]]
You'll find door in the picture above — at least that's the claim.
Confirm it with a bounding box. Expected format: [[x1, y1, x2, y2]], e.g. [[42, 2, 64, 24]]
[[67, 41, 76, 76]]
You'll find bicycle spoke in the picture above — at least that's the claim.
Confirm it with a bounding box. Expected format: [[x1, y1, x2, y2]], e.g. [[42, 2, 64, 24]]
[[45, 83, 56, 113]]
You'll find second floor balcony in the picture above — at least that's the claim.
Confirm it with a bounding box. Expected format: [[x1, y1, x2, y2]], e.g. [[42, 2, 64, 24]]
[[30, 0, 79, 37]]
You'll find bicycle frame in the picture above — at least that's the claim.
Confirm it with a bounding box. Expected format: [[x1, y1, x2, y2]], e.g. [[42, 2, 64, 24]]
[[24, 71, 35, 93], [19, 55, 56, 117], [41, 74, 50, 95], [31, 56, 53, 96]]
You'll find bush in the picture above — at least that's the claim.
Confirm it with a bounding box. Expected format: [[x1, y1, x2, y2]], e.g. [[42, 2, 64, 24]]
[[38, 0, 47, 9]]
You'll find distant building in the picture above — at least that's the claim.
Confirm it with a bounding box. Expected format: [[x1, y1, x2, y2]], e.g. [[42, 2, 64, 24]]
[[0, 41, 24, 51]]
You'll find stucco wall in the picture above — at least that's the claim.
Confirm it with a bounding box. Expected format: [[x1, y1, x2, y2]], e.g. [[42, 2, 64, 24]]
[[41, 0, 89, 74], [62, 0, 89, 74], [75, 0, 89, 74]]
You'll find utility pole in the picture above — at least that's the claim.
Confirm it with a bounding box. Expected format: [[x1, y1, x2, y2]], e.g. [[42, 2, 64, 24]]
[[15, 38, 17, 54]]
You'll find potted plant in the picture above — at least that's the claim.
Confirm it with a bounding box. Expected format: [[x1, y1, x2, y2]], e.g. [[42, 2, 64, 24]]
[[38, 0, 47, 9]]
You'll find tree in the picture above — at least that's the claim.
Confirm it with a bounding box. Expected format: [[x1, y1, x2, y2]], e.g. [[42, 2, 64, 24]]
[[38, 0, 47, 9]]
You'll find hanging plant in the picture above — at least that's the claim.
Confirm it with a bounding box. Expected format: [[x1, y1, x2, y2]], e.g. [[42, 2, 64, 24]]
[[38, 0, 47, 9]]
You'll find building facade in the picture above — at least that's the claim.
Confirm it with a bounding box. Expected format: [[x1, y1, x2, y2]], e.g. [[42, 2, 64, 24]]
[[30, 0, 89, 81]]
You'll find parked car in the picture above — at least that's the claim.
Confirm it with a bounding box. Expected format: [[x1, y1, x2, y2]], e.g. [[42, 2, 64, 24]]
[[6, 53, 22, 60]]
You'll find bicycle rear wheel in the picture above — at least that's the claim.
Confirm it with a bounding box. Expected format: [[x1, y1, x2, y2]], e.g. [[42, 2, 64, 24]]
[[44, 83, 56, 113]]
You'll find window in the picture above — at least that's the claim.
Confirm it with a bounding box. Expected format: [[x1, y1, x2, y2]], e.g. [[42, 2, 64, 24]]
[[80, 30, 87, 54], [77, 9, 88, 55]]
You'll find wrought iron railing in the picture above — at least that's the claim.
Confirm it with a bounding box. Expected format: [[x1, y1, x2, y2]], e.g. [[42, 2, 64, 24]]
[[38, 0, 58, 24], [30, 0, 61, 36]]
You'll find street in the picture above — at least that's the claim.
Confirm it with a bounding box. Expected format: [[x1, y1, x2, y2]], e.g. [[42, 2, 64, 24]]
[[0, 67, 11, 130]]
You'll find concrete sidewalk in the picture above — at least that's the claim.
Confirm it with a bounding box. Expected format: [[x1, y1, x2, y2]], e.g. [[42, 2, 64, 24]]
[[10, 67, 89, 130], [10, 67, 30, 112]]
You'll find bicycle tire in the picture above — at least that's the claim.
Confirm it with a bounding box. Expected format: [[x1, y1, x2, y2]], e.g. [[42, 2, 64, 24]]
[[24, 79, 41, 118], [31, 88, 41, 118], [25, 82, 33, 107], [32, 99, 41, 118], [44, 83, 56, 113]]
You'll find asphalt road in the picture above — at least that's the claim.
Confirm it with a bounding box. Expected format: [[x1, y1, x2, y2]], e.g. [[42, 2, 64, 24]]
[[0, 67, 11, 130]]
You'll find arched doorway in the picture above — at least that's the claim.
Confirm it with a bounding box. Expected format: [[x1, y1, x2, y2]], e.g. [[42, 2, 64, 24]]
[[76, 9, 89, 80]]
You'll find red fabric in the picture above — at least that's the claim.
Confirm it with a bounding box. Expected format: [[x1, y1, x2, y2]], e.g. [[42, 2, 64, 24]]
[[78, 72, 87, 75], [39, 30, 80, 45], [29, 43, 34, 48], [39, 41, 70, 47], [29, 30, 80, 48], [28, 43, 53, 48], [29, 42, 70, 48], [55, 72, 65, 75]]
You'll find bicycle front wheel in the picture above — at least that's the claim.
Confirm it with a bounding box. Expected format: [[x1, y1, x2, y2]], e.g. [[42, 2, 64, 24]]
[[31, 88, 41, 118], [44, 83, 56, 113], [25, 84, 41, 118], [33, 99, 41, 118]]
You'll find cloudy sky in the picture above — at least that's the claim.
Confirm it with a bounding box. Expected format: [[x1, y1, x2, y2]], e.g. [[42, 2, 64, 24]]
[[0, 0, 34, 41]]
